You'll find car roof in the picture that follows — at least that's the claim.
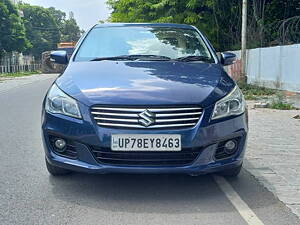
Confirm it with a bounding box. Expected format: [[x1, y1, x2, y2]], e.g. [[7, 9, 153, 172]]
[[94, 23, 195, 30]]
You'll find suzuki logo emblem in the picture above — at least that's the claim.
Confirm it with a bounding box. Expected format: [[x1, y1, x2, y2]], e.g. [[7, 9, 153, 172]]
[[138, 109, 155, 127]]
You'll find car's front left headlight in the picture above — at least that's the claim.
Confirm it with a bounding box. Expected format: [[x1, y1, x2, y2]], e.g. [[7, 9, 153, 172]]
[[45, 83, 82, 119], [212, 85, 246, 120]]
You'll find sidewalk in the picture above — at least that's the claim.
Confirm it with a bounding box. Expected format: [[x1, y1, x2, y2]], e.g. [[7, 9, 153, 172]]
[[245, 102, 300, 218], [0, 73, 58, 94]]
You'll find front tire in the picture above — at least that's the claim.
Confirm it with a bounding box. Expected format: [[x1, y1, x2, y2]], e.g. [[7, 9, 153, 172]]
[[45, 158, 71, 176], [219, 164, 242, 177]]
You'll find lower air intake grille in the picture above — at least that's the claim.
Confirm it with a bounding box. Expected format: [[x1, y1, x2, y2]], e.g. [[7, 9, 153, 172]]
[[90, 147, 202, 166], [91, 105, 202, 129]]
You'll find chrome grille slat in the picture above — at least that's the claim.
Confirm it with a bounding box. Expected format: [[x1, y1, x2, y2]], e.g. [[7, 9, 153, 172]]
[[91, 112, 139, 117], [155, 112, 201, 117], [94, 117, 138, 123], [92, 107, 201, 112], [91, 105, 202, 129], [154, 118, 198, 122], [97, 122, 197, 128]]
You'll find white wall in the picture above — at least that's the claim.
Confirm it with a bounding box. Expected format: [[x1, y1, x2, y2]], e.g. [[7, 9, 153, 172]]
[[229, 44, 300, 93]]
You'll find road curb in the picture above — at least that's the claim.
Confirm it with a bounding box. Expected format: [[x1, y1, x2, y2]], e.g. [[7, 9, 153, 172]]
[[244, 159, 300, 219]]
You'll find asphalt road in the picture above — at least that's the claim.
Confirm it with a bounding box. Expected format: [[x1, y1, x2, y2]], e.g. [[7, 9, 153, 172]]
[[0, 77, 299, 225]]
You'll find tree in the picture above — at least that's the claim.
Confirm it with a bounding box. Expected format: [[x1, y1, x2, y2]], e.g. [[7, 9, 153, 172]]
[[0, 0, 30, 57], [107, 0, 300, 51], [48, 6, 66, 27], [47, 8, 82, 42], [60, 18, 82, 42], [19, 3, 60, 59], [107, 0, 242, 51], [262, 0, 300, 45], [1, 2, 82, 59]]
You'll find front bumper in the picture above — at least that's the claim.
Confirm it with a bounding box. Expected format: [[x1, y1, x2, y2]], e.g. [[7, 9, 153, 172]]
[[42, 105, 248, 175]]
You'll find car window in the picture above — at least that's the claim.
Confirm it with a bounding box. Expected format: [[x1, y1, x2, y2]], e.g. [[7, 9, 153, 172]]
[[75, 26, 214, 62]]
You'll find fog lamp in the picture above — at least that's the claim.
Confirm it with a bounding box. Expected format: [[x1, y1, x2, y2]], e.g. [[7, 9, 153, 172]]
[[54, 139, 66, 152], [224, 140, 237, 154]]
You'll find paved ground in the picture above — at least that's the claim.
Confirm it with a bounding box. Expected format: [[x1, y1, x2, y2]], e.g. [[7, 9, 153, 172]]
[[0, 74, 56, 94], [245, 105, 300, 217], [0, 74, 299, 225], [288, 93, 300, 108]]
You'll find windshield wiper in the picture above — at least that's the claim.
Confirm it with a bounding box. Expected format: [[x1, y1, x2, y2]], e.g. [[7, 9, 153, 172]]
[[128, 55, 171, 61], [175, 55, 213, 62], [90, 55, 133, 61], [90, 55, 171, 61]]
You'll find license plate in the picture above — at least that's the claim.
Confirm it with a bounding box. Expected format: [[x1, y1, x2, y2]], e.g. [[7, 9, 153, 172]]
[[111, 134, 181, 151]]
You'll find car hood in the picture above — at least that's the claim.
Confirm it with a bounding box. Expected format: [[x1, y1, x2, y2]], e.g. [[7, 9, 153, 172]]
[[56, 61, 235, 107]]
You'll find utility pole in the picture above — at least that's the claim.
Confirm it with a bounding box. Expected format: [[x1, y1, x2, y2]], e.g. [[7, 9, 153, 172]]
[[241, 0, 248, 83]]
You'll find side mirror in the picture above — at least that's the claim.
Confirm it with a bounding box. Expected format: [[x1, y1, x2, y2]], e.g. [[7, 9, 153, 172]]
[[221, 52, 236, 66], [50, 50, 68, 64]]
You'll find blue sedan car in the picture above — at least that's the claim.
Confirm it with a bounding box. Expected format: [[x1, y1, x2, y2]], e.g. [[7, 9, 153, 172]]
[[43, 23, 248, 177]]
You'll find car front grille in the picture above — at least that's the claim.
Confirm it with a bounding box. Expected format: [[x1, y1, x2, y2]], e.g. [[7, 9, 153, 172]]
[[90, 146, 202, 166], [91, 105, 202, 129]]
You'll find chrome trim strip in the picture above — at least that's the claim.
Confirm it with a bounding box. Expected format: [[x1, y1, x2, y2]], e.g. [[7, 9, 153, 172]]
[[94, 117, 138, 123], [97, 122, 197, 128], [92, 107, 201, 112], [91, 112, 138, 117], [155, 117, 198, 122], [155, 112, 202, 117]]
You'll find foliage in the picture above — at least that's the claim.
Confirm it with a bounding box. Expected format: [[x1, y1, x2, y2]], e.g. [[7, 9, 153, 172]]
[[60, 18, 82, 42], [19, 3, 60, 59], [48, 6, 66, 26], [238, 83, 277, 100], [269, 102, 295, 110], [107, 0, 300, 51], [0, 0, 30, 57], [1, 2, 82, 60], [269, 92, 296, 110], [238, 84, 296, 110], [47, 7, 82, 42], [0, 70, 40, 77]]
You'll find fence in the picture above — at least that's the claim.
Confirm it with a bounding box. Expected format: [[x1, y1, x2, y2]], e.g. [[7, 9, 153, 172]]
[[226, 43, 300, 93], [0, 52, 41, 74], [0, 64, 41, 74]]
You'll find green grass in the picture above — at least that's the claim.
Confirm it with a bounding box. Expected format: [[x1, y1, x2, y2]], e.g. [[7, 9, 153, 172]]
[[268, 92, 296, 110], [269, 102, 295, 110], [238, 83, 277, 100], [238, 83, 297, 110], [0, 71, 41, 78]]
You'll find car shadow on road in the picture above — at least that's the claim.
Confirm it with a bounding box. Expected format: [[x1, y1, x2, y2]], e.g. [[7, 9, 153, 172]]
[[48, 172, 235, 214]]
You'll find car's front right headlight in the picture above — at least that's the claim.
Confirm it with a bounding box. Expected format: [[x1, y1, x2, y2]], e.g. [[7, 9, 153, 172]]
[[45, 83, 82, 119], [211, 85, 246, 120]]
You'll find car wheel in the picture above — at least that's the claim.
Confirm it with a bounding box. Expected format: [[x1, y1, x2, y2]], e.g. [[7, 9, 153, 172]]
[[220, 164, 242, 177], [45, 158, 71, 176]]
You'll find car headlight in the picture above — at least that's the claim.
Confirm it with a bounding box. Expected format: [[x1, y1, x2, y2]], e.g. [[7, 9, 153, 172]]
[[45, 83, 82, 119], [212, 85, 245, 120]]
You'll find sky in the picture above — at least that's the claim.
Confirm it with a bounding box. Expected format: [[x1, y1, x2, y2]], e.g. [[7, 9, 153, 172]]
[[22, 0, 111, 30]]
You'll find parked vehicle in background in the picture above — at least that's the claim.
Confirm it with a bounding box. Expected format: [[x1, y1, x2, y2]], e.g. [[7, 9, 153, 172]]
[[56, 42, 76, 56], [41, 42, 76, 74], [43, 23, 248, 177]]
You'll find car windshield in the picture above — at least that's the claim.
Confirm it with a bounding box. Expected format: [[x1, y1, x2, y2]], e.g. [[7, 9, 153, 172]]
[[75, 26, 214, 62]]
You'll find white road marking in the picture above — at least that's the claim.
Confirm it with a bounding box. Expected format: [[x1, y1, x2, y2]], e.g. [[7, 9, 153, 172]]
[[214, 175, 265, 225]]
